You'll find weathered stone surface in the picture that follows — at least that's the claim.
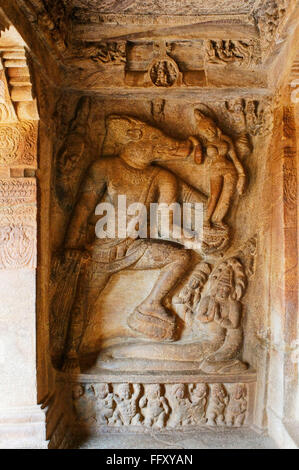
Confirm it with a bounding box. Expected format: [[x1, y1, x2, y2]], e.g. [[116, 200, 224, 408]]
[[0, 0, 298, 451]]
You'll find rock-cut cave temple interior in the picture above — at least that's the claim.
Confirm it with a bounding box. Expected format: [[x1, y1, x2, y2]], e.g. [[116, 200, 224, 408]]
[[0, 0, 298, 449]]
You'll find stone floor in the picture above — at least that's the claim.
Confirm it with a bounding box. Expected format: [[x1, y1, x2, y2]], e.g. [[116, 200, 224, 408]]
[[73, 428, 278, 449]]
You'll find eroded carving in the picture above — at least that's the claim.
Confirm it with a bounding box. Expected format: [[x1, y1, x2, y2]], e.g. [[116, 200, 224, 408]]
[[111, 383, 142, 426], [206, 40, 260, 67], [254, 0, 290, 53], [69, 41, 126, 66], [70, 381, 249, 428], [225, 383, 247, 426], [206, 383, 228, 426], [149, 58, 179, 87], [140, 384, 169, 428], [245, 99, 274, 136], [69, 0, 256, 15], [0, 179, 36, 270]]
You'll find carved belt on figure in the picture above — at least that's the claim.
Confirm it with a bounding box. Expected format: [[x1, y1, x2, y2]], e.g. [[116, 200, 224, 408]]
[[90, 238, 147, 272]]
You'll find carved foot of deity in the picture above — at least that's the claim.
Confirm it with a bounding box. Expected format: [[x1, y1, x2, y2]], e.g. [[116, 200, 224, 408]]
[[201, 223, 230, 254], [127, 304, 176, 341]]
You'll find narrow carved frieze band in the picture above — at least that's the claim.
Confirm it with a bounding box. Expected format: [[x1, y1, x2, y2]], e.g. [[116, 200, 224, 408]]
[[0, 178, 36, 270], [71, 381, 251, 429]]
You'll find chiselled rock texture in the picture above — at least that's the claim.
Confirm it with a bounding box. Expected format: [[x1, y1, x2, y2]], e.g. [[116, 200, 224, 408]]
[[70, 381, 252, 429], [0, 0, 298, 449]]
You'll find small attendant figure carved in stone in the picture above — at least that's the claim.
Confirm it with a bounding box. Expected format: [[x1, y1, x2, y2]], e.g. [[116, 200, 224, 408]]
[[194, 109, 247, 228], [189, 383, 209, 425], [194, 257, 247, 373], [206, 384, 228, 426], [140, 384, 170, 428], [167, 384, 193, 427], [94, 383, 114, 425], [225, 384, 247, 426], [72, 384, 96, 424], [111, 383, 141, 426]]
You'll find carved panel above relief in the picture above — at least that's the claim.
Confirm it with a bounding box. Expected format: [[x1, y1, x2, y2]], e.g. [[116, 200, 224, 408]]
[[254, 0, 293, 55], [69, 381, 254, 429], [205, 40, 261, 67], [125, 40, 206, 87], [0, 178, 36, 270], [66, 41, 127, 68], [65, 37, 266, 89], [69, 0, 257, 15]]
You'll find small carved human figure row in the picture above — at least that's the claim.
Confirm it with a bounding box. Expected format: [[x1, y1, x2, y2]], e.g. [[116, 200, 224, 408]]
[[71, 382, 248, 428]]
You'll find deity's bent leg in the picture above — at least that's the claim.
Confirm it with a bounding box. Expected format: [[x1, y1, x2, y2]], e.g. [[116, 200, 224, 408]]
[[205, 175, 223, 225], [63, 263, 111, 372], [211, 173, 236, 226], [127, 241, 192, 341]]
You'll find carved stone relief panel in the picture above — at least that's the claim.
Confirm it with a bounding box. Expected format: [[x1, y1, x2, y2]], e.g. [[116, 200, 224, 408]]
[[205, 40, 261, 67], [125, 41, 205, 87], [0, 178, 36, 269], [0, 121, 38, 167], [49, 93, 261, 387], [68, 380, 254, 430]]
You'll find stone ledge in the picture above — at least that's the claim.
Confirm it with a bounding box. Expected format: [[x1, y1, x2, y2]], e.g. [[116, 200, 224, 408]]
[[57, 368, 257, 384]]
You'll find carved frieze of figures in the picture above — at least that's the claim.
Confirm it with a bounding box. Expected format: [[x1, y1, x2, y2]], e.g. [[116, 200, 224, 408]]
[[206, 40, 261, 67], [71, 381, 250, 428], [71, 0, 256, 16], [69, 41, 126, 67]]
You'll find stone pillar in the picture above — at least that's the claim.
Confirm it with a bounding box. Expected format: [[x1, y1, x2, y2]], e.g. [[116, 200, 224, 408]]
[[0, 29, 47, 449], [266, 88, 299, 449]]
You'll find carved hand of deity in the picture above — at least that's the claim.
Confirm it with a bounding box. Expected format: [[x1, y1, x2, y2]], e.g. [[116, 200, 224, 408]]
[[188, 136, 203, 164]]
